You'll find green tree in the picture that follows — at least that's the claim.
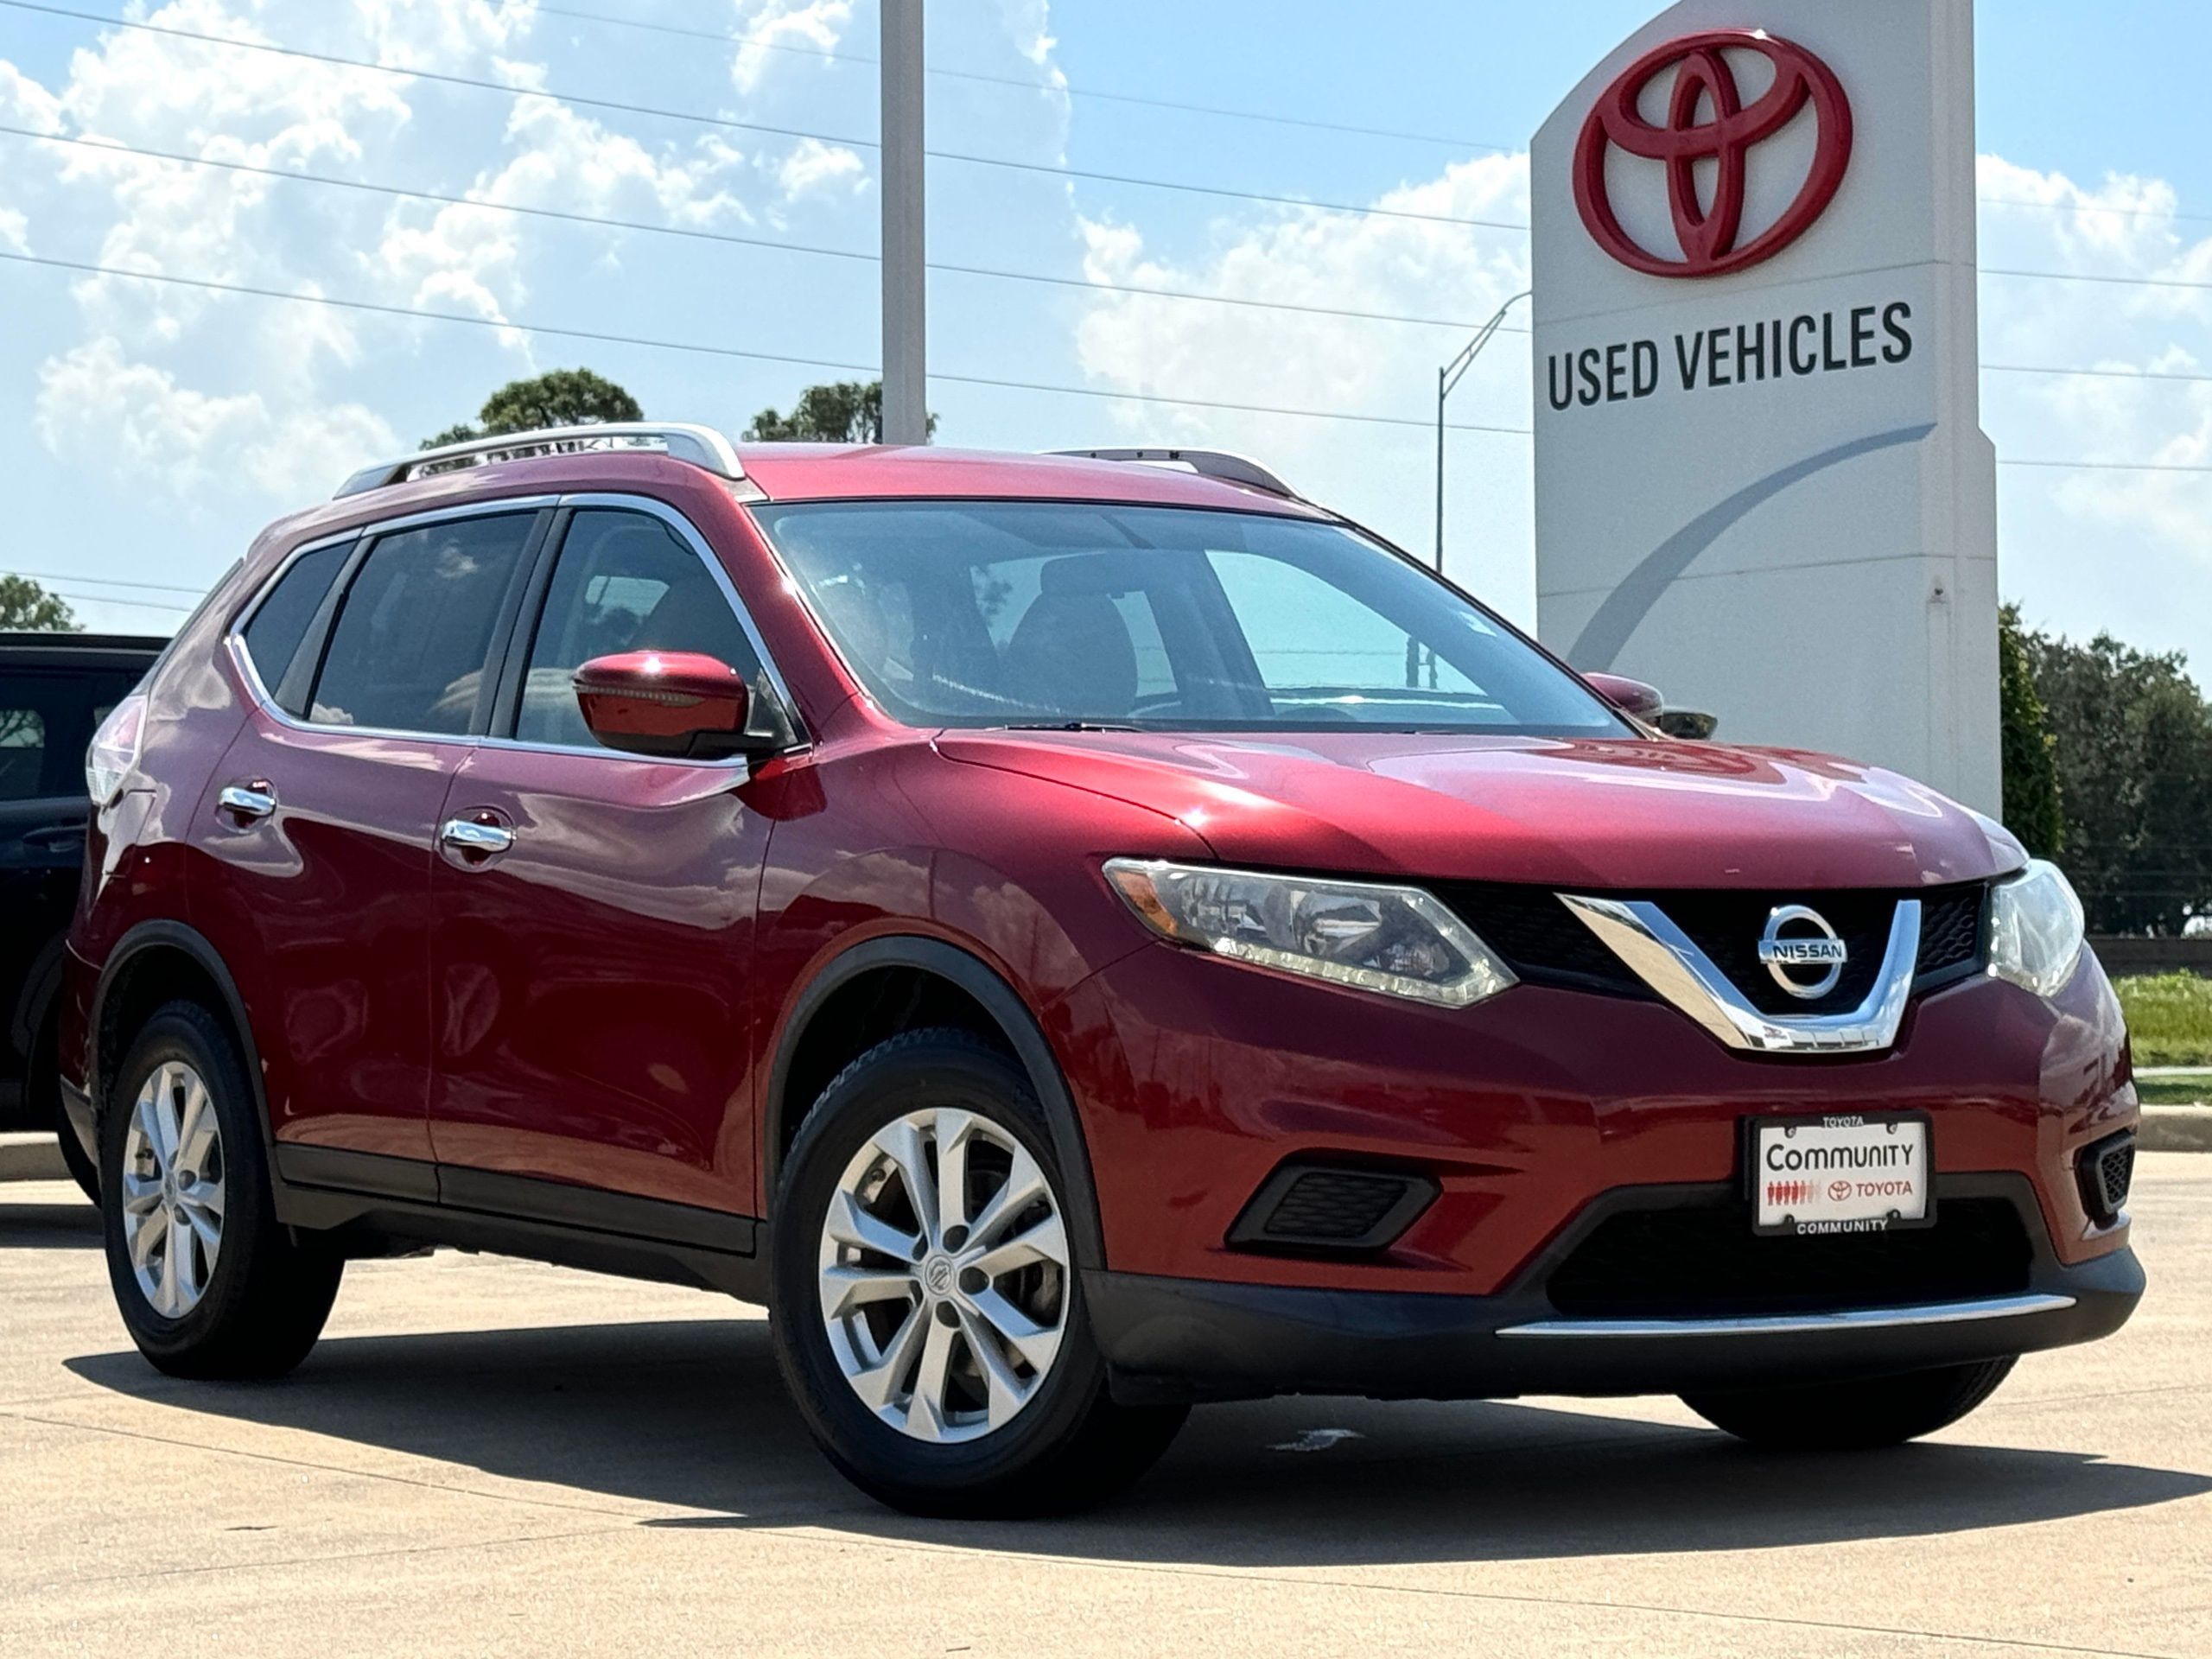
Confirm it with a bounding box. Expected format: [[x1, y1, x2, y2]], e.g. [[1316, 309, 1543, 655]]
[[2021, 620, 2212, 936], [1998, 604, 2063, 859], [0, 575, 78, 632], [743, 379, 937, 443], [423, 368, 643, 448]]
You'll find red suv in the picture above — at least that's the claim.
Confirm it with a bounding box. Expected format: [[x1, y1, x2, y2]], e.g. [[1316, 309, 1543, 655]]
[[61, 427, 2142, 1516]]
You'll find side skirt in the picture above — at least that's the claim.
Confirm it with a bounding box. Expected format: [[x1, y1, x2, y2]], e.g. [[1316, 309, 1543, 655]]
[[270, 1146, 768, 1304]]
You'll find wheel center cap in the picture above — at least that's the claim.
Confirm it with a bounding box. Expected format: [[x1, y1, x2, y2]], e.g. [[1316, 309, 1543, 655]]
[[922, 1255, 956, 1297]]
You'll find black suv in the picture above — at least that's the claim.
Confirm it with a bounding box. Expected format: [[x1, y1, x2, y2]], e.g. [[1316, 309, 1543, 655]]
[[2, 632, 164, 1196]]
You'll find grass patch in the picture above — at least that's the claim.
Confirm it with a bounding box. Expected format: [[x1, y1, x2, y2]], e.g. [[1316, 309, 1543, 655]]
[[2114, 972, 2212, 1067], [2137, 1076, 2210, 1107]]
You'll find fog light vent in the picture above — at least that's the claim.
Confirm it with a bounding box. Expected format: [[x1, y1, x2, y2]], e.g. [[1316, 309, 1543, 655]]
[[1228, 1164, 1439, 1253], [2075, 1130, 2136, 1227]]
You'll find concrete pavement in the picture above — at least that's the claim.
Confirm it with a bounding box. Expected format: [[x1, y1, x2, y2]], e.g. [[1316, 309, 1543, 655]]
[[3, 1160, 2207, 1658]]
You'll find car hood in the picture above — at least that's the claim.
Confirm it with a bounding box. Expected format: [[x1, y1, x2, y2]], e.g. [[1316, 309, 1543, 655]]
[[935, 730, 2024, 891]]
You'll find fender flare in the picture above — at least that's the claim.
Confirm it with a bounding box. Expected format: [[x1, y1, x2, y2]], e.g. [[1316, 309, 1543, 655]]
[[764, 934, 1107, 1273], [89, 919, 276, 1162]]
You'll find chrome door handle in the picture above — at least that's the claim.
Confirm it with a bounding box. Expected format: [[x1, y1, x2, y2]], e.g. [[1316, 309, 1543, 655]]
[[216, 784, 276, 821], [440, 817, 515, 855]]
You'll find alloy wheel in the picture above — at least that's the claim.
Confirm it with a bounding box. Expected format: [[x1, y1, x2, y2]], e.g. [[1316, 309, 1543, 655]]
[[119, 1061, 226, 1319], [817, 1107, 1070, 1443]]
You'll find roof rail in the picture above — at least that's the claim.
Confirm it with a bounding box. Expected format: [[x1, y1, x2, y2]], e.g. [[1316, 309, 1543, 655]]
[[334, 423, 756, 500], [1046, 448, 1300, 500]]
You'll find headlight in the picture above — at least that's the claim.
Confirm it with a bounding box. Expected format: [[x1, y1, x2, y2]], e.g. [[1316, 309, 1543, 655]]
[[1103, 858, 1516, 1008], [1986, 859, 2086, 998]]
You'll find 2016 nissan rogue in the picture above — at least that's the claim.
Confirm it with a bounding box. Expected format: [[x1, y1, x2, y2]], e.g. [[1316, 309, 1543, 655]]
[[60, 426, 2143, 1516]]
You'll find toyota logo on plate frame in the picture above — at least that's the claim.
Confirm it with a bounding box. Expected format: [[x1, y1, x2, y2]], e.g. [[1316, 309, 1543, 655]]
[[1574, 29, 1853, 279]]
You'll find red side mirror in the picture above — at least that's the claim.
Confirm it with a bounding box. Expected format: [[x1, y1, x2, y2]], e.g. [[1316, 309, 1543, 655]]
[[1583, 671, 1665, 721], [573, 651, 754, 760]]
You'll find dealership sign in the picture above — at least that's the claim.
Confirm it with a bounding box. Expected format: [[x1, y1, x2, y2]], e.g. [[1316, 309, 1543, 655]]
[[1575, 30, 1853, 278], [1530, 0, 2000, 816]]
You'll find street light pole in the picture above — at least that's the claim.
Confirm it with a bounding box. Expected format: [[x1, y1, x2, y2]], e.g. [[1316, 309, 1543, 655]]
[[880, 0, 927, 445], [1435, 289, 1531, 576], [1408, 289, 1529, 689]]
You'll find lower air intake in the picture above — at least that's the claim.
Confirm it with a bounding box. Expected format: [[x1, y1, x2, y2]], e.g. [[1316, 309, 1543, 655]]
[[2076, 1130, 2136, 1227], [1229, 1165, 1439, 1254]]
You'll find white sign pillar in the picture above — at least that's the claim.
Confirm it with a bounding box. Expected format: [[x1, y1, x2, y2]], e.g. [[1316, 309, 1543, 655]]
[[1530, 0, 1999, 814]]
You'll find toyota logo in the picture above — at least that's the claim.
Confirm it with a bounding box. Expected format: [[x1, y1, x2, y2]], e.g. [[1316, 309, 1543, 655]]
[[1758, 905, 1847, 1000], [1574, 29, 1853, 279]]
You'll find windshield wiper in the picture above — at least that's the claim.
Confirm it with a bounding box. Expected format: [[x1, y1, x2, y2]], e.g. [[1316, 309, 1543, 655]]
[[997, 720, 1142, 733]]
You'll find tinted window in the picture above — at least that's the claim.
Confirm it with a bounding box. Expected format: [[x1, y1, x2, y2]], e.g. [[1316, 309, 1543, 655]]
[[0, 695, 47, 801], [755, 500, 1623, 735], [310, 515, 533, 734], [515, 510, 766, 750], [240, 541, 349, 712], [0, 669, 131, 801]]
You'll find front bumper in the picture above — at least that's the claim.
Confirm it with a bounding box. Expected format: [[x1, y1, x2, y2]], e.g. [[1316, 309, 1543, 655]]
[[1087, 1175, 2144, 1404]]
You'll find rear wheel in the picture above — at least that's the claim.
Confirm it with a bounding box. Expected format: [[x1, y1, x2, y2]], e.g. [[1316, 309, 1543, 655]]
[[1682, 1357, 2018, 1451], [101, 1001, 343, 1379], [771, 1028, 1185, 1516]]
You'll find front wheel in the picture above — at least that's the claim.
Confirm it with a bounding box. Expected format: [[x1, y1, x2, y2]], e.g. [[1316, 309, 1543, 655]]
[[771, 1029, 1185, 1517], [1682, 1357, 2018, 1451]]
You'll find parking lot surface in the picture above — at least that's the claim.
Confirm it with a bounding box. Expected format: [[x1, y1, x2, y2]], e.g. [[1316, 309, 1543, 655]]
[[3, 1158, 2206, 1658]]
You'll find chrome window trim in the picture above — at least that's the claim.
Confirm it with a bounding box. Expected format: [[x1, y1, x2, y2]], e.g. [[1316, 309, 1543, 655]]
[[1497, 1292, 2076, 1340], [1560, 893, 1923, 1057], [226, 498, 558, 746], [226, 493, 807, 766]]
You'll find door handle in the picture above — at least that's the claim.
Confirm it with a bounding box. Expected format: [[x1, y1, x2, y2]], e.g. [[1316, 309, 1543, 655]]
[[440, 817, 516, 856], [216, 783, 276, 822]]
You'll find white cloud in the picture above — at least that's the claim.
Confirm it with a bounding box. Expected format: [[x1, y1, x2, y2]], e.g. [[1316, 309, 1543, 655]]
[[1070, 153, 1533, 534], [727, 0, 854, 94], [995, 0, 1060, 70], [34, 336, 396, 501], [777, 137, 865, 200]]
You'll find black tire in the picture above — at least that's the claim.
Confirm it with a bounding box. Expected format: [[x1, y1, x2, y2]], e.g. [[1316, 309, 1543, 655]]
[[1682, 1357, 2018, 1451], [34, 1010, 99, 1204], [771, 1028, 1185, 1517], [100, 1001, 343, 1380]]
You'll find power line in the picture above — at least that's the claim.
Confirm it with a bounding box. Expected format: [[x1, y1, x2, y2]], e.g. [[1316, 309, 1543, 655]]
[[0, 567, 210, 595], [15, 251, 2212, 464], [531, 1, 1516, 154], [0, 1, 1526, 232], [36, 588, 193, 617], [0, 249, 1536, 435], [0, 126, 1531, 337]]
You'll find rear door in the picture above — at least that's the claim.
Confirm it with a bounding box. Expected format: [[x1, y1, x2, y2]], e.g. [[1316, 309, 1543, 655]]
[[424, 501, 786, 1222], [194, 506, 549, 1173], [1, 660, 146, 1118]]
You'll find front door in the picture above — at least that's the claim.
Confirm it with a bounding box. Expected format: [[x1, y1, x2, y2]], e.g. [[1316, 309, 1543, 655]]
[[425, 505, 778, 1217], [194, 509, 545, 1169]]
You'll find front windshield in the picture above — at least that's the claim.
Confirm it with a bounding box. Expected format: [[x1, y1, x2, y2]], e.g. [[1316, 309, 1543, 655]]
[[753, 499, 1626, 736]]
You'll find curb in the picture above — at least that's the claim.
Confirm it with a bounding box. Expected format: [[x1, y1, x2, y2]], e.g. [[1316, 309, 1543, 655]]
[[2141, 1104, 2212, 1154], [0, 1133, 68, 1184]]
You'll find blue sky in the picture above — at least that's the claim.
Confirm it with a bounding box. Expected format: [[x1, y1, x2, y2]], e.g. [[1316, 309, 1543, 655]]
[[3, 0, 2212, 689]]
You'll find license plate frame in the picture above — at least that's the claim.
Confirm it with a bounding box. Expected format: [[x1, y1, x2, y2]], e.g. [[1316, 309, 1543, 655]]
[[1745, 1112, 1935, 1237]]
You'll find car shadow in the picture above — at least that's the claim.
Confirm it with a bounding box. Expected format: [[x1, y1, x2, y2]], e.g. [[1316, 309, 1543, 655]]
[[62, 1314, 2210, 1567], [0, 1198, 100, 1249]]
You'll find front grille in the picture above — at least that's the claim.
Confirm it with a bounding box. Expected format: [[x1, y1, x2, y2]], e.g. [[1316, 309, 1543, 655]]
[[1228, 1164, 1439, 1253], [1543, 1196, 2033, 1319], [1440, 881, 1988, 1009], [2076, 1130, 2136, 1226]]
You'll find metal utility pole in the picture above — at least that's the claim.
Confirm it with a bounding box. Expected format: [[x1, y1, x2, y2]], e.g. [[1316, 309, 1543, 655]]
[[1408, 289, 1529, 688], [1435, 289, 1531, 575], [880, 0, 928, 445]]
